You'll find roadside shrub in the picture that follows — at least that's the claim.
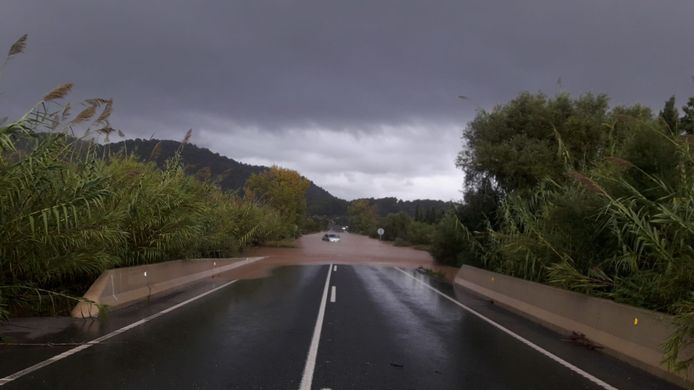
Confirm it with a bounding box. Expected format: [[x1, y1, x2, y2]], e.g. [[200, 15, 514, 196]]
[[406, 221, 435, 245], [448, 92, 694, 370]]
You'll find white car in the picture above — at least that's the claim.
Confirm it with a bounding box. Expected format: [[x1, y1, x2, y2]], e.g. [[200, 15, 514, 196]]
[[322, 233, 341, 242]]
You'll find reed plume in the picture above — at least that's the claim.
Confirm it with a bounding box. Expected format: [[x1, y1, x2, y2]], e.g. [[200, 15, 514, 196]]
[[605, 156, 635, 169], [182, 129, 193, 144], [568, 171, 607, 195], [149, 141, 162, 161], [95, 99, 113, 124], [71, 105, 97, 124], [61, 103, 72, 121], [43, 83, 73, 101], [85, 98, 111, 107], [7, 34, 27, 57]]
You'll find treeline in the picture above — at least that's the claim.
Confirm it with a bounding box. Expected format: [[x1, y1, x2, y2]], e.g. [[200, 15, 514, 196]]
[[346, 199, 448, 247], [355, 197, 452, 222], [434, 92, 693, 370]]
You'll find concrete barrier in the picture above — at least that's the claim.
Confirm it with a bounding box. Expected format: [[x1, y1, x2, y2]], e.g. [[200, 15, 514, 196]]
[[455, 265, 693, 389], [71, 257, 264, 318]]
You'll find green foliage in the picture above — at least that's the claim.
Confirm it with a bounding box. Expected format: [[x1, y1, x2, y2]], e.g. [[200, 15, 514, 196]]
[[355, 210, 437, 249], [351, 197, 451, 223], [347, 198, 446, 246], [1, 118, 124, 316], [430, 212, 484, 267], [301, 215, 330, 234], [406, 221, 435, 245], [429, 180, 500, 267], [458, 92, 619, 192], [106, 138, 349, 218], [681, 98, 694, 135], [106, 156, 204, 265], [381, 212, 412, 241], [0, 42, 293, 316], [244, 166, 310, 233], [445, 91, 694, 371], [659, 96, 679, 134], [551, 128, 693, 369], [347, 199, 378, 235]]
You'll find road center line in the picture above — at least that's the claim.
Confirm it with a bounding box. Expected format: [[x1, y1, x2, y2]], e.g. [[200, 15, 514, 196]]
[[299, 264, 333, 390], [0, 279, 239, 387], [330, 286, 336, 303], [393, 267, 618, 390]]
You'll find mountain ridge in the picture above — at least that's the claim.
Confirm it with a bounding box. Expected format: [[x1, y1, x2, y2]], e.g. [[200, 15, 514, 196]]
[[106, 138, 454, 218]]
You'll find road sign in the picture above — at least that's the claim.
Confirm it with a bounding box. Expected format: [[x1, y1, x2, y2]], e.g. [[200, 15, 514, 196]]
[[377, 228, 384, 239]]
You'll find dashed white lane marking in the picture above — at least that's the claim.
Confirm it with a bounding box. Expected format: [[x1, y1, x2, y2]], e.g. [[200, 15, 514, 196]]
[[0, 279, 239, 387], [394, 268, 618, 390], [299, 264, 333, 390], [330, 286, 336, 303], [333, 265, 337, 272]]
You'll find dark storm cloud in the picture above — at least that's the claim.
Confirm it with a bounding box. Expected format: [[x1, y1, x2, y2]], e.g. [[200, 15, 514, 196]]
[[2, 0, 693, 199], [4, 0, 693, 131]]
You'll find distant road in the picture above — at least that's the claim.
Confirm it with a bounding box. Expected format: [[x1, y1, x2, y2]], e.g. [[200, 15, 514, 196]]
[[0, 235, 680, 389]]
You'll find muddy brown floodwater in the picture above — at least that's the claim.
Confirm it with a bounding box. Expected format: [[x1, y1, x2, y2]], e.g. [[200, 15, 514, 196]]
[[238, 232, 459, 281]]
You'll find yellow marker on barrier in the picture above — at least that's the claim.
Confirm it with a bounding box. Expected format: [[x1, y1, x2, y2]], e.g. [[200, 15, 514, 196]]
[[634, 317, 638, 326]]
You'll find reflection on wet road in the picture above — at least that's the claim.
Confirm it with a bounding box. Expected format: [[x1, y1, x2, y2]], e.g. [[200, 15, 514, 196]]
[[1, 262, 679, 389], [314, 266, 605, 390]]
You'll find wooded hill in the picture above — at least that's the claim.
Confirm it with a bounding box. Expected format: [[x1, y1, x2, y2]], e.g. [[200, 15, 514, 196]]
[[105, 139, 454, 219]]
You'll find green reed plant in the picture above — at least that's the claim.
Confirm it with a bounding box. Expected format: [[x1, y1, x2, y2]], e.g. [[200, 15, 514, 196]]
[[0, 34, 293, 317]]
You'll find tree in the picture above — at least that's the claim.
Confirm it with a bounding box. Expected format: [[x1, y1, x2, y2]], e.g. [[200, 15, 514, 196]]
[[448, 91, 694, 370], [382, 212, 412, 241], [457, 178, 501, 232], [457, 93, 614, 193], [244, 166, 310, 228], [659, 96, 679, 134], [681, 97, 694, 135], [430, 212, 469, 266], [347, 199, 378, 235]]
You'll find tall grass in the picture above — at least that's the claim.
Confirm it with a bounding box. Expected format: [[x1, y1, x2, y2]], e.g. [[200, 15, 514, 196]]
[[469, 124, 694, 370], [0, 35, 292, 318]]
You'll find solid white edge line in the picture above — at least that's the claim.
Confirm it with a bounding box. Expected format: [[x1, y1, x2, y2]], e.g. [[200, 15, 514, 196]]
[[0, 278, 239, 387], [394, 267, 619, 390], [299, 264, 333, 390], [330, 286, 336, 303]]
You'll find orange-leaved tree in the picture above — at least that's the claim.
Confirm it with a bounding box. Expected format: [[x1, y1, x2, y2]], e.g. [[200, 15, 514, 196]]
[[244, 166, 310, 231]]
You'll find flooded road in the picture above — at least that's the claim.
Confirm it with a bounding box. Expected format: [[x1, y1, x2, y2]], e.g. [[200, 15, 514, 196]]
[[0, 234, 679, 389], [243, 232, 459, 280]]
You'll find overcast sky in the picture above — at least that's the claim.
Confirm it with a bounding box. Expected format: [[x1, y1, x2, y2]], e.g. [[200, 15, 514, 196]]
[[2, 0, 693, 200]]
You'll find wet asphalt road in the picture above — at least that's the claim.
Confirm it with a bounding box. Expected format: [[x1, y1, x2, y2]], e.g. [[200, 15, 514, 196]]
[[0, 264, 681, 389]]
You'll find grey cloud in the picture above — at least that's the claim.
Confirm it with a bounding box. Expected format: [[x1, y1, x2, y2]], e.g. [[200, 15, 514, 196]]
[[2, 0, 693, 199], [5, 0, 693, 132]]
